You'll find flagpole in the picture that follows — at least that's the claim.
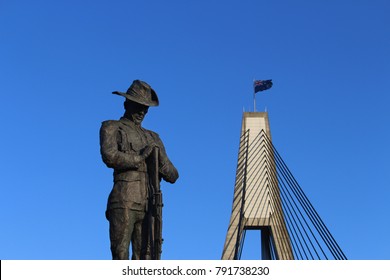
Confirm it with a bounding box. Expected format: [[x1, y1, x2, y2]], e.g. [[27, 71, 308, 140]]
[[253, 78, 256, 112], [254, 91, 256, 112]]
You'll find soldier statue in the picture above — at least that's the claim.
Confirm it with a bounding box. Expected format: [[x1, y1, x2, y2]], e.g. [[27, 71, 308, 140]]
[[99, 80, 179, 260]]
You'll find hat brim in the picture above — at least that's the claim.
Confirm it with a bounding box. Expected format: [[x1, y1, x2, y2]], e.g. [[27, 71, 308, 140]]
[[112, 91, 159, 107]]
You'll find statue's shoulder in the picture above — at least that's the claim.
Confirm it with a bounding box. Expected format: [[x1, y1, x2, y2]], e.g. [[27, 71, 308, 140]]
[[144, 128, 160, 138], [101, 120, 120, 130]]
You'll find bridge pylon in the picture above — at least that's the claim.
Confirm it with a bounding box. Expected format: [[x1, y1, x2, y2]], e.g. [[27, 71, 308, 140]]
[[222, 112, 347, 260], [222, 112, 293, 260]]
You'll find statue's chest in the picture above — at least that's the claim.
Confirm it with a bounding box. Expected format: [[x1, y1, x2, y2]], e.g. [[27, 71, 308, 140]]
[[118, 125, 153, 152]]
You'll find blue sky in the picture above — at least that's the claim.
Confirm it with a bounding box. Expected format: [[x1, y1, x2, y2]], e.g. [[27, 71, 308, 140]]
[[1, 0, 389, 260]]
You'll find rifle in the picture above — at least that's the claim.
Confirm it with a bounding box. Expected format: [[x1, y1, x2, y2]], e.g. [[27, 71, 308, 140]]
[[147, 147, 163, 260]]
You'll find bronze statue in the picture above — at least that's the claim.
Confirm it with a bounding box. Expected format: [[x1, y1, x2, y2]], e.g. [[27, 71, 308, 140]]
[[100, 80, 179, 260]]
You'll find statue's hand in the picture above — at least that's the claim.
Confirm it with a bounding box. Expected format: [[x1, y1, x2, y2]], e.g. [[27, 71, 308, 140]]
[[133, 145, 155, 167], [141, 145, 154, 160]]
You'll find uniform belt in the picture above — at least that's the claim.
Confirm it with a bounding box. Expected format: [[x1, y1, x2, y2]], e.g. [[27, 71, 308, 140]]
[[114, 170, 148, 182]]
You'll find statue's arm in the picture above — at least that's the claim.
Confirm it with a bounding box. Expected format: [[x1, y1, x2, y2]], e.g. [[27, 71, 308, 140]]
[[100, 121, 151, 170], [150, 132, 179, 184]]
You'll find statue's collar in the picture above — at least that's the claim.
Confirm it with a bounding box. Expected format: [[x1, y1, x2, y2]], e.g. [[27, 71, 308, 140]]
[[119, 117, 142, 128]]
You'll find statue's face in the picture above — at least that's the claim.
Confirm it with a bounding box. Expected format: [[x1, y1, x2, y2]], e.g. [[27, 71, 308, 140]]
[[126, 102, 149, 125]]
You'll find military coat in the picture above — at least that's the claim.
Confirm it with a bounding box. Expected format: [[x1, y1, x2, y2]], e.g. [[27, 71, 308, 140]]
[[100, 117, 178, 211]]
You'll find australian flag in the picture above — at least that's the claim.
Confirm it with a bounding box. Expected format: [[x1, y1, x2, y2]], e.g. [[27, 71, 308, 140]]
[[254, 79, 273, 93]]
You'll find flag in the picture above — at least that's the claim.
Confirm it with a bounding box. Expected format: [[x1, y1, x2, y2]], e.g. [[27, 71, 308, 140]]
[[254, 79, 273, 93]]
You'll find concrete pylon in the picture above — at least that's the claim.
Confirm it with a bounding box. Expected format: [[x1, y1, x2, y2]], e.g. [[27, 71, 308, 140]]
[[221, 112, 294, 260]]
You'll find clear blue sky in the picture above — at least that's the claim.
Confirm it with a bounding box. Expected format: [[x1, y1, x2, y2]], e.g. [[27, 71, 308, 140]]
[[1, 0, 389, 260]]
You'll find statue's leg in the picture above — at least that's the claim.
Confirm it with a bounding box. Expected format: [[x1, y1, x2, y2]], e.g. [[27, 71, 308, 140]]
[[142, 212, 153, 260], [107, 208, 133, 260], [130, 210, 146, 260]]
